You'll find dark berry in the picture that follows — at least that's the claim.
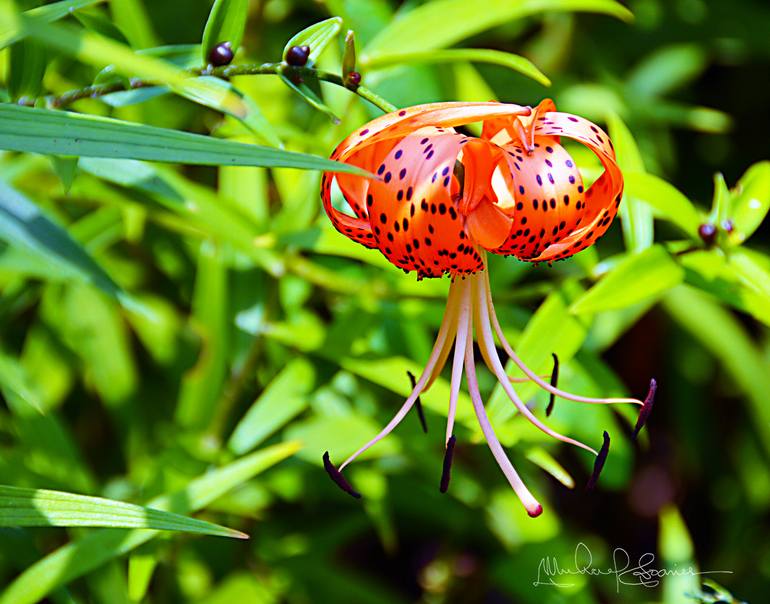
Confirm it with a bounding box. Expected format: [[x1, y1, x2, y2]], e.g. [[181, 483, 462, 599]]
[[698, 223, 717, 245], [285, 45, 310, 66], [721, 219, 734, 233], [346, 71, 361, 86], [208, 41, 234, 67]]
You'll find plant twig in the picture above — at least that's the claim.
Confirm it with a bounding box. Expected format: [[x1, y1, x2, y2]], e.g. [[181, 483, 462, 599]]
[[41, 63, 398, 114]]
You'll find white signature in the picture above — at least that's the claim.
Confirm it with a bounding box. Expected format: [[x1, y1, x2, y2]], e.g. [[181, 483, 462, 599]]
[[533, 542, 732, 593]]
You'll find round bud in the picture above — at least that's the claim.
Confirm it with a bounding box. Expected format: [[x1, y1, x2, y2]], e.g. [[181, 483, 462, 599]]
[[208, 41, 234, 67], [346, 71, 362, 86], [286, 45, 311, 66], [698, 223, 717, 246]]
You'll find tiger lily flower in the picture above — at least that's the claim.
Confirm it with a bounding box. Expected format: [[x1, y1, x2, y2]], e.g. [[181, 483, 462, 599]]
[[320, 100, 656, 517]]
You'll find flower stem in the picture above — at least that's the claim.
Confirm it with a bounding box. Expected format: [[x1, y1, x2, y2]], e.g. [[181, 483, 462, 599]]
[[41, 62, 398, 114]]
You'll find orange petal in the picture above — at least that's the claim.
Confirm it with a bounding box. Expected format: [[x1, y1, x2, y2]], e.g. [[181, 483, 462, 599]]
[[321, 171, 376, 249], [492, 141, 585, 260], [527, 112, 623, 262], [365, 131, 483, 277], [466, 198, 513, 250]]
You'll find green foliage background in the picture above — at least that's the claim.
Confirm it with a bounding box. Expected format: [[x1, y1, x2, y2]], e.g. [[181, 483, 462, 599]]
[[0, 0, 769, 602]]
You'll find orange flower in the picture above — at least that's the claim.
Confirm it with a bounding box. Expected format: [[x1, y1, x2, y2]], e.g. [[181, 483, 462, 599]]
[[320, 100, 655, 516]]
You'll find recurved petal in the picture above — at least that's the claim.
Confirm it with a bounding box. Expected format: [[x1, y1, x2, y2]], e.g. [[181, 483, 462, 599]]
[[528, 112, 624, 262], [492, 141, 585, 259], [330, 102, 531, 164], [321, 172, 377, 249], [366, 131, 483, 277]]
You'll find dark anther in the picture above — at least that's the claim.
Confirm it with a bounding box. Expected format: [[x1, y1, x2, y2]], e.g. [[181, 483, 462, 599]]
[[722, 219, 734, 233], [632, 378, 657, 440], [285, 45, 311, 66], [586, 431, 610, 491], [322, 451, 361, 499], [440, 435, 456, 493], [345, 71, 362, 87], [208, 41, 234, 67], [698, 223, 717, 246], [546, 353, 559, 416], [407, 371, 428, 433]]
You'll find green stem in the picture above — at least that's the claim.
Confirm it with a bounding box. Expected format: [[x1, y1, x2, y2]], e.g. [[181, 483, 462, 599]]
[[44, 62, 398, 114]]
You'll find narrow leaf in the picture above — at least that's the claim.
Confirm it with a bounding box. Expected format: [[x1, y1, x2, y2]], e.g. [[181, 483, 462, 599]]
[[0, 0, 106, 48], [363, 0, 633, 58], [571, 246, 684, 314], [0, 485, 246, 538], [606, 112, 653, 252], [624, 171, 702, 238], [284, 17, 343, 65], [365, 48, 550, 86], [0, 104, 369, 174], [730, 161, 770, 244], [202, 0, 249, 64], [0, 441, 301, 604], [0, 179, 128, 304], [228, 359, 315, 455]]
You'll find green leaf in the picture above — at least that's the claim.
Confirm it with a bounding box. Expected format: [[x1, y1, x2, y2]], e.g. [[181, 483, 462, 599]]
[[729, 248, 770, 302], [0, 0, 106, 48], [709, 172, 730, 227], [283, 17, 343, 65], [8, 39, 47, 100], [658, 505, 699, 604], [201, 0, 249, 64], [626, 44, 708, 99], [525, 447, 575, 488], [363, 0, 633, 58], [364, 48, 550, 86], [190, 76, 282, 147], [487, 285, 589, 426], [606, 113, 653, 252], [663, 286, 770, 456], [176, 241, 228, 429], [0, 179, 132, 306], [570, 246, 684, 314], [624, 171, 702, 238], [50, 156, 79, 193], [0, 441, 301, 604], [228, 359, 315, 455], [342, 29, 357, 79], [280, 72, 341, 124], [0, 104, 369, 174], [0, 485, 246, 538], [109, 0, 158, 49], [729, 161, 770, 244]]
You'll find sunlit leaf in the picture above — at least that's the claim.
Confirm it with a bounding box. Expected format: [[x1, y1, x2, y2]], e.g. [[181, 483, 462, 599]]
[[729, 161, 770, 244], [0, 105, 368, 173], [0, 485, 246, 538], [624, 171, 702, 238], [0, 0, 106, 48], [364, 48, 550, 86], [0, 441, 301, 604], [202, 0, 249, 64], [571, 246, 684, 314], [283, 17, 343, 65], [363, 0, 633, 58], [228, 359, 315, 455], [606, 112, 653, 252]]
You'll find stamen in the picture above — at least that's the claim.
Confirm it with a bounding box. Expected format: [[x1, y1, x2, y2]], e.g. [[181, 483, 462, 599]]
[[440, 435, 456, 493], [481, 270, 646, 409], [632, 378, 657, 440], [446, 281, 472, 445], [586, 431, 610, 491], [407, 370, 428, 433], [472, 274, 597, 455], [546, 353, 559, 417], [338, 276, 463, 471], [323, 451, 361, 499], [464, 311, 542, 517]]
